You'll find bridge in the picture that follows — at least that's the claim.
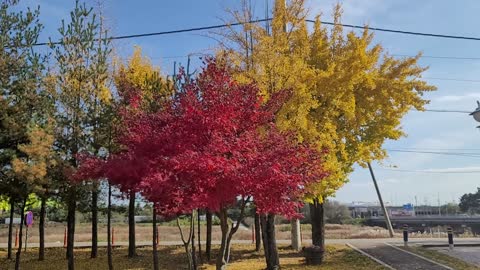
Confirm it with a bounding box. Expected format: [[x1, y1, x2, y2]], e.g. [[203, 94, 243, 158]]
[[365, 215, 480, 234]]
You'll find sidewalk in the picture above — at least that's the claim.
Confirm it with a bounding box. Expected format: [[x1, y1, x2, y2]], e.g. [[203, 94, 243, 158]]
[[2, 237, 477, 248]]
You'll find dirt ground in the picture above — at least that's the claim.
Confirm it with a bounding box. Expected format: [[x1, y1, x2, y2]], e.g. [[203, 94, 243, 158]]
[[0, 244, 387, 270]]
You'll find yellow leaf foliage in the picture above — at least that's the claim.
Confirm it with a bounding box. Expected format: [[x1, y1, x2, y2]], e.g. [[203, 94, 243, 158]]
[[12, 122, 55, 193], [114, 46, 173, 112], [222, 1, 436, 201]]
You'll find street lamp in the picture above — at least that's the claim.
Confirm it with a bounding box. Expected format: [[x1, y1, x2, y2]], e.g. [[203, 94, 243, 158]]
[[470, 101, 480, 126]]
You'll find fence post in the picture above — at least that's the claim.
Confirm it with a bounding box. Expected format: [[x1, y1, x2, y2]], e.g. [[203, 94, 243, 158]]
[[112, 227, 115, 246], [156, 226, 159, 245], [447, 227, 454, 250], [403, 224, 408, 247], [251, 224, 255, 244], [63, 227, 67, 248], [15, 228, 18, 248]]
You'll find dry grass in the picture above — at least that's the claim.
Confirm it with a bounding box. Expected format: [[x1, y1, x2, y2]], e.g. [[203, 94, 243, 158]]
[[400, 246, 479, 270], [0, 223, 396, 245], [0, 244, 386, 270]]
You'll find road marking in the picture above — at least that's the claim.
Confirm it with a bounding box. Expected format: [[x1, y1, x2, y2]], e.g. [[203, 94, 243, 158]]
[[346, 243, 395, 270], [384, 242, 453, 270]]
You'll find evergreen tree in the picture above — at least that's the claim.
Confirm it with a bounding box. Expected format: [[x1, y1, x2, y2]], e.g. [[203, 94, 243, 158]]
[[0, 0, 48, 263], [49, 1, 111, 268]]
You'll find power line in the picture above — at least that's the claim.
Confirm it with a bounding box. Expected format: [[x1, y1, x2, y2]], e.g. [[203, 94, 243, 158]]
[[32, 18, 480, 47], [391, 147, 480, 151], [127, 52, 480, 61], [422, 109, 471, 113], [386, 149, 480, 157], [392, 54, 480, 61], [379, 168, 480, 174], [306, 19, 480, 42], [33, 18, 272, 47], [424, 77, 480, 83]]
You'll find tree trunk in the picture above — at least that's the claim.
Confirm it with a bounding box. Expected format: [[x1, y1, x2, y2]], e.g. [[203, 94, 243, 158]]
[[7, 197, 15, 259], [39, 196, 46, 261], [191, 212, 197, 270], [128, 189, 136, 258], [260, 214, 279, 270], [254, 213, 261, 252], [152, 204, 159, 270], [91, 185, 98, 258], [290, 218, 301, 251], [66, 186, 76, 270], [310, 198, 325, 250], [197, 210, 202, 264], [215, 209, 232, 270], [14, 197, 27, 270], [206, 210, 212, 261], [107, 184, 113, 270]]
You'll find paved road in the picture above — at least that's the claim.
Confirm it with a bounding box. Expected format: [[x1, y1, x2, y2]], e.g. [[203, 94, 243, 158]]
[[1, 237, 479, 248], [349, 241, 452, 270]]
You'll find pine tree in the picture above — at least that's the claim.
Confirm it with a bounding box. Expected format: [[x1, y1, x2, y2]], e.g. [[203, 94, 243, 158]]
[[49, 1, 112, 268], [0, 0, 48, 263]]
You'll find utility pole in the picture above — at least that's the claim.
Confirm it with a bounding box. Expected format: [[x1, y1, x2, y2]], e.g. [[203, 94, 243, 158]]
[[367, 162, 394, 237], [414, 195, 418, 216], [438, 193, 441, 216]]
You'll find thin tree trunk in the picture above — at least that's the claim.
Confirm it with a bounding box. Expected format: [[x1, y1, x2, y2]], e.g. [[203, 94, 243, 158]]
[[254, 213, 261, 252], [39, 196, 46, 261], [206, 210, 212, 261], [66, 186, 76, 270], [215, 198, 250, 270], [128, 189, 136, 258], [197, 210, 202, 264], [290, 218, 301, 251], [260, 214, 279, 270], [91, 185, 98, 258], [152, 204, 159, 270], [191, 211, 197, 270], [215, 208, 231, 270], [309, 198, 325, 250], [14, 197, 27, 270], [7, 197, 15, 259], [260, 215, 269, 267], [107, 184, 113, 270]]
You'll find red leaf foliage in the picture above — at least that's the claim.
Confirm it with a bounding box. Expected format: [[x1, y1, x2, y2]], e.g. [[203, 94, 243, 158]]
[[75, 59, 328, 218]]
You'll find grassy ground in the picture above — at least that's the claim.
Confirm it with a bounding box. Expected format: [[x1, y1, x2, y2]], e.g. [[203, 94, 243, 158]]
[[0, 244, 386, 270], [401, 246, 479, 270]]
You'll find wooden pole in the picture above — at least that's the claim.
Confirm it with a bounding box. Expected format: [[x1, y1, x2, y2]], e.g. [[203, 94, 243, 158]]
[[368, 162, 394, 237]]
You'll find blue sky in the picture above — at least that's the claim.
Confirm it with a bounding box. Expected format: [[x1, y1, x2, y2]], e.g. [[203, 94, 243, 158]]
[[20, 0, 480, 205]]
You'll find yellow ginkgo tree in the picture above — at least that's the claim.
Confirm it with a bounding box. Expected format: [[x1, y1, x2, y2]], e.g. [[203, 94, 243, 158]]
[[222, 0, 436, 258]]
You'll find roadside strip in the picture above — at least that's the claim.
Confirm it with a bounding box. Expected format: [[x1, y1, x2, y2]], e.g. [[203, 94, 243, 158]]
[[346, 243, 395, 270], [384, 243, 453, 270]]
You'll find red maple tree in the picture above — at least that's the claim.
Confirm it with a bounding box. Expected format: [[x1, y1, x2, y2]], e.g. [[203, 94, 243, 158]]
[[75, 59, 327, 270]]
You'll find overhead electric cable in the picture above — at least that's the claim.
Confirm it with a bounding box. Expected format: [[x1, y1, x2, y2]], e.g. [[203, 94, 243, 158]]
[[379, 168, 480, 174], [30, 18, 480, 47], [392, 54, 480, 60], [386, 149, 480, 157], [304, 19, 480, 41], [422, 109, 471, 113]]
